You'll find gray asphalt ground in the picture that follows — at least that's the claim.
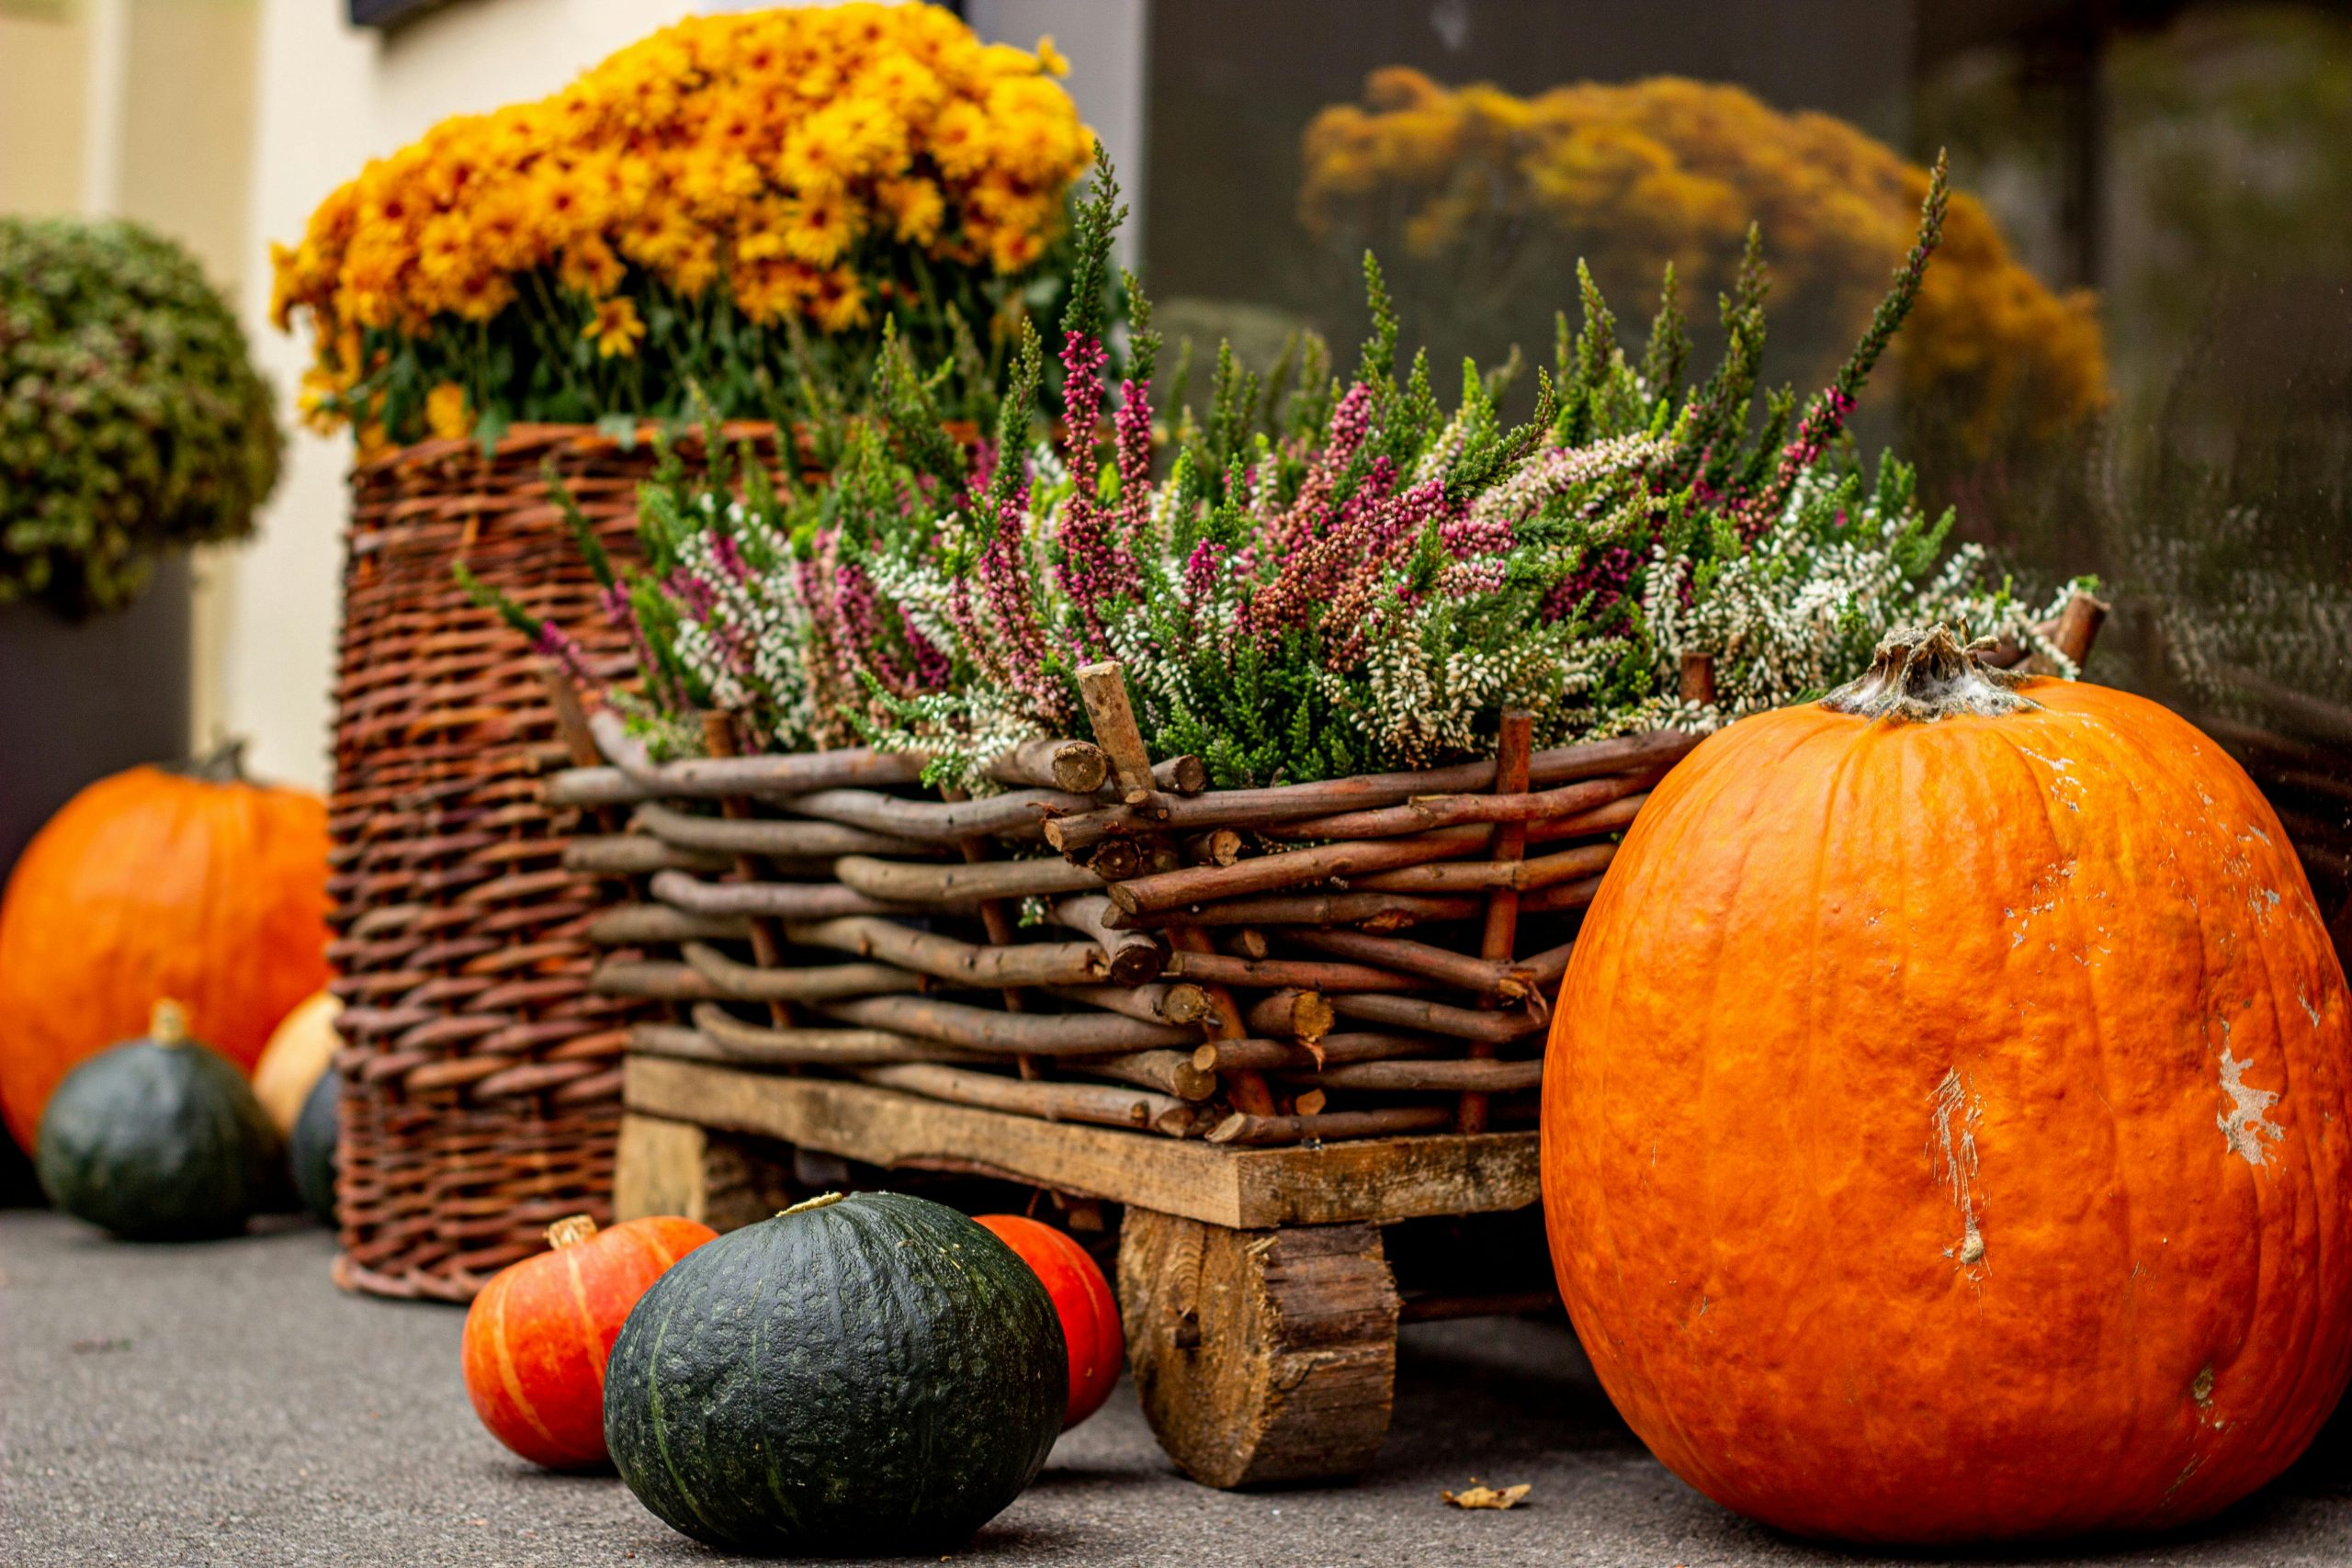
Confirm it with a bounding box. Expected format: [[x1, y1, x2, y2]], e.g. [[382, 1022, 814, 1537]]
[[5, 1211, 2352, 1567]]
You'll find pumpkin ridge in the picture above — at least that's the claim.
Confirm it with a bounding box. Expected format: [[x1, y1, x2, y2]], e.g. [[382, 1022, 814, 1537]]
[[1608, 720, 1815, 1495], [486, 1280, 567, 1459], [2057, 703, 2286, 1487], [1051, 1228, 1113, 1389], [1792, 725, 1874, 1448], [561, 1249, 606, 1382], [1989, 713, 2171, 1524], [1995, 716, 2157, 1515], [2085, 695, 2339, 1506], [2202, 802, 2314, 1502], [636, 1226, 681, 1272], [2142, 714, 2312, 1511]]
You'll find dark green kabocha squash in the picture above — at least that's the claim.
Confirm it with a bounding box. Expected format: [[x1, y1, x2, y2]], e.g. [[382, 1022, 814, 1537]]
[[36, 1000, 281, 1240], [289, 1071, 338, 1226], [604, 1190, 1066, 1555]]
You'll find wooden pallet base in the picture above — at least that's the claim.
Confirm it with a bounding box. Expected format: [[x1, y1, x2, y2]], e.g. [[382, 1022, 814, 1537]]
[[620, 1055, 1538, 1229], [615, 1056, 1546, 1489]]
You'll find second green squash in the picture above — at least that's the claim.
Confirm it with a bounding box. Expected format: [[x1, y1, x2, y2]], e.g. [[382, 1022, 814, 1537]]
[[36, 1000, 280, 1240], [603, 1190, 1065, 1554]]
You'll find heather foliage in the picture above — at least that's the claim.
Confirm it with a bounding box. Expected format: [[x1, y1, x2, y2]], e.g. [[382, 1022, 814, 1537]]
[[481, 150, 2086, 787]]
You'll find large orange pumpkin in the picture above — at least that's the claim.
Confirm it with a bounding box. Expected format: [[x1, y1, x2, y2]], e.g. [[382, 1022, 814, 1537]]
[[978, 1213, 1122, 1427], [1543, 626, 2352, 1544], [0, 746, 332, 1149], [460, 1213, 718, 1469]]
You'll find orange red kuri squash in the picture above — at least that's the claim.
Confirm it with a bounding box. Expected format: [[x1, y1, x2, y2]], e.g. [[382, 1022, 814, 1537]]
[[460, 1213, 718, 1469], [1544, 626, 2352, 1544], [252, 989, 342, 1135], [977, 1213, 1122, 1427], [0, 745, 332, 1149]]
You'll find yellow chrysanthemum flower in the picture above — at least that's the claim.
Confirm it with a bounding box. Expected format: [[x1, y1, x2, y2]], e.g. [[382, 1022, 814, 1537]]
[[783, 190, 858, 265], [424, 382, 470, 441], [584, 296, 647, 357], [559, 236, 625, 298], [273, 3, 1092, 438], [877, 177, 945, 246]]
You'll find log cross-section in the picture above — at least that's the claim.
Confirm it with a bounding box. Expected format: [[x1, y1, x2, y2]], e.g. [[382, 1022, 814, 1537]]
[[1119, 1209, 1401, 1488]]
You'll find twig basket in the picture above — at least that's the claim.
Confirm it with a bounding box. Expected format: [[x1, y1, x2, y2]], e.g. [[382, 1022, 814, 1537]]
[[328, 422, 774, 1301], [557, 699, 1685, 1147]]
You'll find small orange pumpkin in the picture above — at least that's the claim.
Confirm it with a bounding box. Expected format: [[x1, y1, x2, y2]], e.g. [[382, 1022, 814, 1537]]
[[1543, 627, 2352, 1543], [0, 744, 331, 1149], [460, 1213, 717, 1469], [977, 1213, 1122, 1427]]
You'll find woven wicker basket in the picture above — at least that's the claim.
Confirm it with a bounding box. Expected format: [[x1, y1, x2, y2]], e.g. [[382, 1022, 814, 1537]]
[[327, 422, 775, 1301]]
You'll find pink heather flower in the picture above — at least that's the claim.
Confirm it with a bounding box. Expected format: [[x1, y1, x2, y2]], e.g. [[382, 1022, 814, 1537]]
[[707, 616, 756, 682], [1739, 385, 1857, 538], [534, 621, 598, 689], [1111, 377, 1154, 554], [1440, 510, 1512, 563], [944, 573, 1003, 688], [666, 569, 718, 622], [899, 607, 951, 691], [966, 436, 1000, 508], [1243, 457, 1445, 651], [977, 483, 1069, 722], [598, 581, 632, 627], [1059, 333, 1110, 479], [709, 533, 751, 585], [1543, 543, 1641, 623], [1328, 381, 1374, 460], [1055, 489, 1125, 658], [1183, 540, 1227, 600], [1438, 556, 1509, 597], [1316, 476, 1453, 670], [1056, 368, 1153, 660], [833, 558, 932, 701]]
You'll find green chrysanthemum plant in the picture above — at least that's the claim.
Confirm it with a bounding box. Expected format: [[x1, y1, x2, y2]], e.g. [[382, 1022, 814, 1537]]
[[0, 218, 282, 615]]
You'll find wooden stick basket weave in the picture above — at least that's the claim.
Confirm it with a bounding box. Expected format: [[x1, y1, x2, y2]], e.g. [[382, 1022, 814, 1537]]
[[327, 423, 775, 1301], [560, 682, 1680, 1149], [561, 596, 2108, 1155]]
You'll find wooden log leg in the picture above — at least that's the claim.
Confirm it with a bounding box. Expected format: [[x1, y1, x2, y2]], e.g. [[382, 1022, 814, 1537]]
[[614, 1113, 795, 1232], [1118, 1207, 1400, 1488]]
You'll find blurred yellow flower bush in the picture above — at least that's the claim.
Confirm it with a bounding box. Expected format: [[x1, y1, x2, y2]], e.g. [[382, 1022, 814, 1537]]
[[273, 3, 1094, 448], [1300, 70, 2108, 456]]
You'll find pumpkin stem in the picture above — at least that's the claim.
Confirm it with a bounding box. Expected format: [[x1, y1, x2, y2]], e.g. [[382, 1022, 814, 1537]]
[[150, 999, 190, 1046], [177, 738, 250, 785], [779, 1191, 846, 1218], [545, 1214, 599, 1249], [1820, 623, 2037, 723]]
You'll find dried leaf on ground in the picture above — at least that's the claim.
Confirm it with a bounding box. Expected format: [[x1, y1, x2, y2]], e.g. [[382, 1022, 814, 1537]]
[[1442, 1481, 1532, 1510]]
